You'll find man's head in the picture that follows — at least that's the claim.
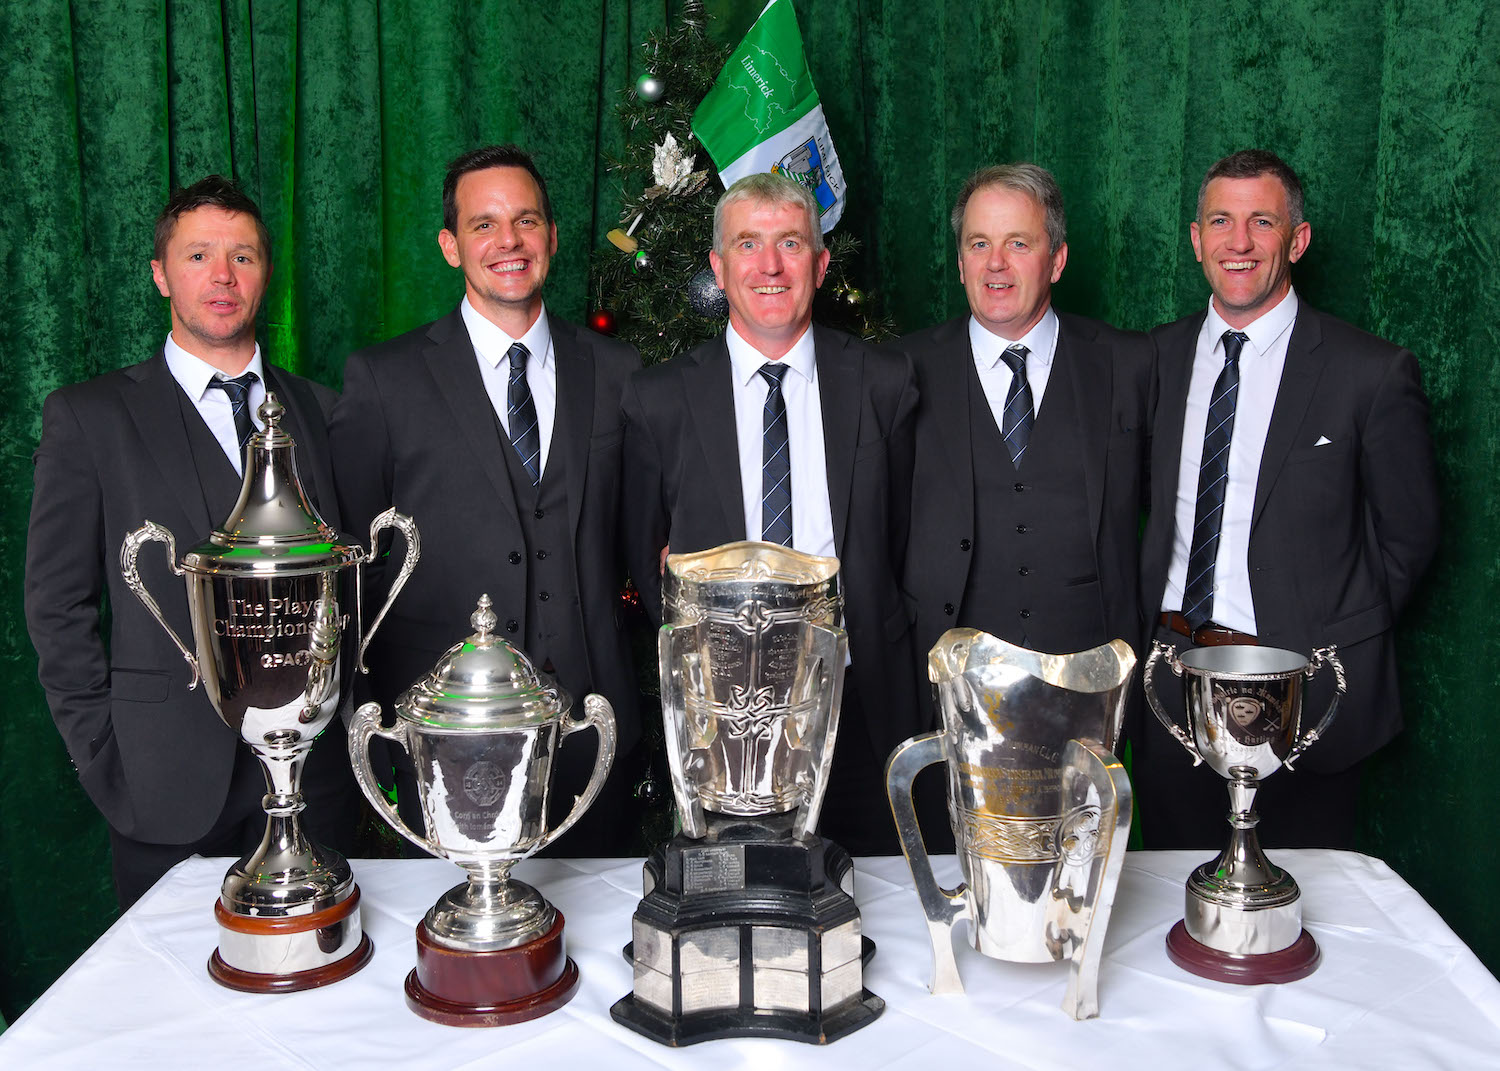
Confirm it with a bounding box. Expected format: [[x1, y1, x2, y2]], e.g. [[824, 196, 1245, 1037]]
[[709, 173, 830, 359], [438, 145, 557, 334], [150, 176, 271, 368], [1190, 149, 1311, 329], [951, 165, 1068, 341]]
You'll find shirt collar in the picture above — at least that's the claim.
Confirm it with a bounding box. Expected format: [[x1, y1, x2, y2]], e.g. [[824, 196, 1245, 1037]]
[[967, 306, 1058, 370], [461, 296, 553, 371], [1205, 287, 1299, 358], [163, 333, 266, 400], [726, 321, 817, 386]]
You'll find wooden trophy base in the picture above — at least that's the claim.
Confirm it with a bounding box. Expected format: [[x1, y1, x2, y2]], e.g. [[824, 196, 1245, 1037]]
[[1166, 920, 1321, 985], [405, 911, 580, 1027], [208, 885, 373, 993]]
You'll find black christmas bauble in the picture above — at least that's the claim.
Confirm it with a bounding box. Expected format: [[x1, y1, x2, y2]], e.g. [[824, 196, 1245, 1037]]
[[687, 267, 729, 318]]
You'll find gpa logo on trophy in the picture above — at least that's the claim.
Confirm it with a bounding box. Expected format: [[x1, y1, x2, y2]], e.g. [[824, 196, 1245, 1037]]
[[773, 137, 836, 217]]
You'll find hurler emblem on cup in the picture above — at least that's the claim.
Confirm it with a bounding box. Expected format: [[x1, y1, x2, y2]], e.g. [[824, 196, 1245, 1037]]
[[119, 394, 419, 992], [1144, 641, 1346, 984], [886, 629, 1136, 1020]]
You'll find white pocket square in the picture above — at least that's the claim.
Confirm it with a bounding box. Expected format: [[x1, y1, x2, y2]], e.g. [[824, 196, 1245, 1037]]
[[1314, 435, 1334, 446]]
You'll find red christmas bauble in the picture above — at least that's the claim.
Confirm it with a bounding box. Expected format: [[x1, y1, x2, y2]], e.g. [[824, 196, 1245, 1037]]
[[588, 308, 618, 335]]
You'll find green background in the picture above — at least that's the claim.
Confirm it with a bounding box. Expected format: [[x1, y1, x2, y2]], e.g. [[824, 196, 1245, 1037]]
[[2, 0, 1495, 1022]]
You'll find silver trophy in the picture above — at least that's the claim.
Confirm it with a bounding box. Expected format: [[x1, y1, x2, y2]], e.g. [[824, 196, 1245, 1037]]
[[347, 595, 616, 1026], [886, 630, 1136, 1020], [119, 394, 418, 992], [611, 541, 883, 1046], [1144, 641, 1346, 983]]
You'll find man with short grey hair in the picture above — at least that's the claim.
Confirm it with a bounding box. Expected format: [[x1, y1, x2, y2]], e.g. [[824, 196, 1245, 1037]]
[[623, 172, 919, 855]]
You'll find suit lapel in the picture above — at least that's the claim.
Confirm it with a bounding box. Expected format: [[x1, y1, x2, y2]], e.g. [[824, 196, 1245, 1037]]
[[550, 319, 595, 541], [1153, 313, 1207, 514], [925, 318, 975, 534], [1057, 316, 1111, 540], [684, 336, 747, 539], [425, 311, 521, 527], [1252, 308, 1324, 532], [815, 326, 860, 555], [122, 353, 214, 537]]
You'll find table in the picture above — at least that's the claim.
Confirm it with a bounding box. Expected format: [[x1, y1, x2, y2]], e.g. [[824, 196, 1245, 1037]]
[[4, 851, 1498, 1069]]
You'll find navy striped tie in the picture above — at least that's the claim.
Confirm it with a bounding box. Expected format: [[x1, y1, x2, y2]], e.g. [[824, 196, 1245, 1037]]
[[998, 344, 1033, 466], [209, 370, 259, 454], [506, 342, 541, 484], [758, 363, 793, 546], [1182, 330, 1249, 630]]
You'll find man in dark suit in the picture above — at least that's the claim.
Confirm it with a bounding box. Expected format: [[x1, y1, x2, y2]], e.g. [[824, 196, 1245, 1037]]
[[25, 176, 358, 909], [1136, 149, 1439, 849], [329, 145, 640, 855], [622, 172, 919, 855], [901, 165, 1153, 713]]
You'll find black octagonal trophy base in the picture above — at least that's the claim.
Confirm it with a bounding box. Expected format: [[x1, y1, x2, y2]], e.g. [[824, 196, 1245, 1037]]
[[610, 813, 885, 1046]]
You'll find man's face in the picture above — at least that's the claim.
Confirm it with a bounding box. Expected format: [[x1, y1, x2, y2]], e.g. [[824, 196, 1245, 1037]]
[[709, 197, 829, 358], [150, 206, 269, 359], [438, 166, 557, 329], [957, 185, 1067, 341], [1191, 174, 1311, 328]]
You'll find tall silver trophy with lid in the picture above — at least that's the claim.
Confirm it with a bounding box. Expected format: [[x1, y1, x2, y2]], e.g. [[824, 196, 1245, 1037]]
[[611, 541, 884, 1047], [886, 630, 1136, 1020], [120, 394, 419, 992], [347, 595, 616, 1026]]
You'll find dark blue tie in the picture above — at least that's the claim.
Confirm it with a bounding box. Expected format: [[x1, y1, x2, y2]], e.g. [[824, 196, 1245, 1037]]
[[758, 363, 793, 546], [998, 344, 1033, 466], [1182, 330, 1249, 630], [506, 342, 541, 485], [208, 370, 259, 453]]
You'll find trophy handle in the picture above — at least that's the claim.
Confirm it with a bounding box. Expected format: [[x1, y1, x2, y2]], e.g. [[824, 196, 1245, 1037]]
[[1057, 739, 1132, 1021], [346, 700, 442, 856], [119, 521, 201, 690], [886, 730, 971, 995], [1144, 640, 1202, 764], [793, 621, 848, 841], [533, 693, 618, 853], [356, 507, 421, 673], [1284, 645, 1347, 771], [659, 621, 707, 838]]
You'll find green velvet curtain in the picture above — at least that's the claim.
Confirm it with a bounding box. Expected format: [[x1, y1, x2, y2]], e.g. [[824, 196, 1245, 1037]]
[[2, 0, 1495, 1021]]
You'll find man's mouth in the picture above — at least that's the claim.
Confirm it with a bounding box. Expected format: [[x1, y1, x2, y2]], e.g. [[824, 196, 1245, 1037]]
[[1220, 260, 1258, 271], [985, 282, 1013, 290], [490, 259, 528, 273], [752, 286, 789, 294]]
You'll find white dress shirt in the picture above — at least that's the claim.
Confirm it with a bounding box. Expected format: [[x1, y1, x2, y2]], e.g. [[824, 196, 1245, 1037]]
[[163, 333, 268, 476], [463, 297, 557, 476], [968, 307, 1060, 429], [726, 323, 836, 560], [1162, 288, 1300, 634]]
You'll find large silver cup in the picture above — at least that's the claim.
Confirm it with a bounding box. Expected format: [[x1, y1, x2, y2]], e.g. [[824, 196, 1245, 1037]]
[[886, 630, 1136, 1020], [348, 595, 616, 1024], [659, 541, 846, 839], [1144, 641, 1345, 981], [119, 395, 418, 991]]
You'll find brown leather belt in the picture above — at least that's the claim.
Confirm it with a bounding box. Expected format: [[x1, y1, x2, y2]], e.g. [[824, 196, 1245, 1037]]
[[1159, 611, 1258, 647]]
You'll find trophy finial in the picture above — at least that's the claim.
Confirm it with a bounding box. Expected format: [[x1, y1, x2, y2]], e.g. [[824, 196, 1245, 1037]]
[[472, 594, 496, 638], [257, 391, 285, 428]]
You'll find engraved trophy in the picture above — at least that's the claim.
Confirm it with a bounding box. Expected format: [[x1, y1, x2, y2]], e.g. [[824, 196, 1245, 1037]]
[[886, 630, 1135, 1020], [120, 394, 418, 992], [347, 595, 616, 1026], [611, 542, 884, 1046], [1144, 641, 1346, 983]]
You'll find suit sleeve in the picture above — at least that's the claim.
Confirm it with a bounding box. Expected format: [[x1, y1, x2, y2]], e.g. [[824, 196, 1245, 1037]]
[[1361, 348, 1440, 613], [621, 374, 669, 626], [328, 352, 396, 591], [24, 390, 113, 773]]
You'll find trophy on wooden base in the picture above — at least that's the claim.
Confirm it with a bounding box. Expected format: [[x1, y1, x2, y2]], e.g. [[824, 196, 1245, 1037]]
[[611, 542, 884, 1047], [121, 394, 419, 992]]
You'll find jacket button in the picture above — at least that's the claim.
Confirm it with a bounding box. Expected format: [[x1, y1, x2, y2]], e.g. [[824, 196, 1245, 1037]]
[[534, 508, 545, 519], [1014, 482, 1026, 493], [959, 538, 972, 552], [505, 619, 519, 633], [508, 551, 522, 564], [1015, 524, 1028, 534], [1019, 608, 1031, 619], [539, 591, 551, 602], [536, 549, 549, 560], [943, 603, 955, 616], [1018, 566, 1031, 576]]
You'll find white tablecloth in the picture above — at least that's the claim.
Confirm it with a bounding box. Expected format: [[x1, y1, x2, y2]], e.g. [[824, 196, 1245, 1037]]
[[4, 850, 1498, 1069]]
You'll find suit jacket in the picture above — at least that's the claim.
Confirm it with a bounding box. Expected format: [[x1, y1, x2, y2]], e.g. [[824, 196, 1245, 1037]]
[[900, 312, 1154, 724], [328, 309, 641, 755], [621, 326, 921, 760], [1140, 304, 1440, 770], [24, 353, 340, 843]]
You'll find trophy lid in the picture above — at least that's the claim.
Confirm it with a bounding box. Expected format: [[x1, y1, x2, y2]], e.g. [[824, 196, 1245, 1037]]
[[396, 595, 569, 730], [182, 394, 362, 576]]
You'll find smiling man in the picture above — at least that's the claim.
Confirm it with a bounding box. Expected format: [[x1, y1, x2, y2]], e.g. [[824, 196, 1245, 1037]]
[[622, 172, 919, 855], [1135, 149, 1440, 849], [899, 165, 1153, 730], [329, 145, 641, 856], [24, 176, 358, 909]]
